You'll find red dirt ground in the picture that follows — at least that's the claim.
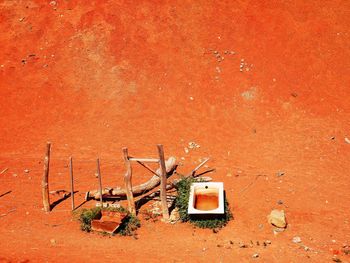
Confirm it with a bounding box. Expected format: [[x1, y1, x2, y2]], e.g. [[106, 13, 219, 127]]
[[0, 0, 350, 262]]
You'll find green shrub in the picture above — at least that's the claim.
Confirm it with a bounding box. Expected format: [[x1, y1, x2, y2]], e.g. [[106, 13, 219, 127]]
[[78, 207, 102, 232], [175, 176, 232, 229]]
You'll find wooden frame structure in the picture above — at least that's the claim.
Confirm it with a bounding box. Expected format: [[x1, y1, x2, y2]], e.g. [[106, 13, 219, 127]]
[[122, 144, 169, 219]]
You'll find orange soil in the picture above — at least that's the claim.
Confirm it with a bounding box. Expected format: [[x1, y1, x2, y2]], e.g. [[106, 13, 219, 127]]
[[0, 0, 350, 262]]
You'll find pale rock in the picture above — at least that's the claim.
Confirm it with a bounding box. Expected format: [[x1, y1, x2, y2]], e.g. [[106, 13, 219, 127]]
[[267, 209, 287, 228], [169, 207, 180, 224], [292, 236, 302, 243]]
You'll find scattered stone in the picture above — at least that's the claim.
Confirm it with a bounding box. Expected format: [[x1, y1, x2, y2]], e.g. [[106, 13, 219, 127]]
[[332, 257, 342, 263], [24, 169, 30, 173], [13, 173, 18, 177], [184, 147, 189, 154], [265, 240, 271, 244], [49, 1, 57, 6], [252, 253, 259, 258], [188, 142, 200, 149], [267, 209, 287, 228], [189, 96, 194, 101], [239, 243, 247, 248], [50, 239, 56, 246], [303, 245, 310, 251], [226, 173, 232, 177], [331, 136, 336, 140], [345, 137, 350, 144], [292, 236, 302, 243], [169, 208, 180, 224], [277, 171, 285, 177], [229, 240, 234, 245], [202, 247, 207, 252], [277, 200, 283, 205], [291, 92, 298, 98], [213, 228, 219, 233]]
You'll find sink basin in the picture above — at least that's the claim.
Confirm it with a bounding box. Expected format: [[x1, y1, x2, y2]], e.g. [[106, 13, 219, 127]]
[[187, 182, 224, 214]]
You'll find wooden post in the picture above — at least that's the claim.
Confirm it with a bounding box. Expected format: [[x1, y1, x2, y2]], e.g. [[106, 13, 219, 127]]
[[42, 142, 51, 212], [123, 148, 136, 215], [69, 156, 75, 210], [157, 144, 169, 220], [96, 158, 103, 207]]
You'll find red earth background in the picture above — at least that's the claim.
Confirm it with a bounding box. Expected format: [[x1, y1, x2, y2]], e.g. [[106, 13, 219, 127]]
[[0, 0, 349, 262]]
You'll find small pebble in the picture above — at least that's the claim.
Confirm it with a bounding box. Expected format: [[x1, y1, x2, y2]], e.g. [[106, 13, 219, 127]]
[[277, 200, 283, 205], [239, 243, 247, 248], [252, 253, 259, 258], [292, 236, 302, 243], [277, 171, 285, 177], [303, 246, 310, 251], [24, 169, 30, 173], [345, 137, 350, 144], [50, 239, 56, 245]]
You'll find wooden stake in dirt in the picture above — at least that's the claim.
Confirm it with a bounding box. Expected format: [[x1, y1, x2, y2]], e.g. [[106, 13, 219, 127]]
[[157, 144, 169, 220], [123, 147, 136, 215], [96, 158, 103, 207], [69, 157, 75, 211], [42, 142, 51, 212]]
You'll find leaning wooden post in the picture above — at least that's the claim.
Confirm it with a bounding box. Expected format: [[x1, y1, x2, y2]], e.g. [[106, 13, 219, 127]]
[[96, 158, 103, 207], [42, 142, 51, 212], [69, 156, 75, 210], [122, 148, 136, 215], [157, 144, 170, 220]]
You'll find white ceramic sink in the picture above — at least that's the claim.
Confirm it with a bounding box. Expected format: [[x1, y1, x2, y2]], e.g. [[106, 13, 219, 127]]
[[187, 182, 224, 214]]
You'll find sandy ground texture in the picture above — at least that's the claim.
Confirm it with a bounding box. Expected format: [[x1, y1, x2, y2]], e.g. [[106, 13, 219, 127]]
[[0, 0, 350, 262]]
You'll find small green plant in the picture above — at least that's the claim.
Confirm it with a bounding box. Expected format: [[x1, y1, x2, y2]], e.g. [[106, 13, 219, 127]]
[[76, 206, 140, 236], [78, 207, 102, 232], [175, 176, 232, 229]]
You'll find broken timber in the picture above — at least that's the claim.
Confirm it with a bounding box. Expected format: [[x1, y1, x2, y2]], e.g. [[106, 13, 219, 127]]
[[42, 142, 51, 212], [85, 156, 177, 200]]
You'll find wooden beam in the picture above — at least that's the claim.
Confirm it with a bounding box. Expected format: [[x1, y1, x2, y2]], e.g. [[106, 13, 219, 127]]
[[42, 142, 51, 212], [190, 158, 210, 176], [136, 161, 159, 177], [129, 157, 160, 163], [157, 144, 169, 220], [85, 157, 177, 200], [96, 158, 103, 206], [123, 148, 136, 215], [69, 157, 75, 211]]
